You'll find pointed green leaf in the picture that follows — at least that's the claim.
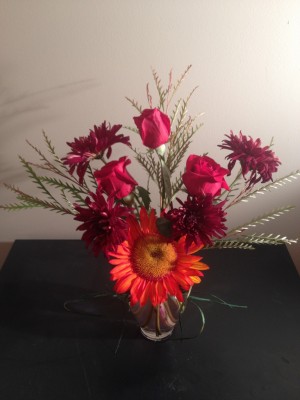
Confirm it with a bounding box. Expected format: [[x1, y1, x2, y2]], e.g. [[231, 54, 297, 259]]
[[137, 186, 151, 210]]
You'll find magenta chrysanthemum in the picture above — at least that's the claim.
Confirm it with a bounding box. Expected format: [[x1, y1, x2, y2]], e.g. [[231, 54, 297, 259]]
[[219, 131, 281, 187], [164, 195, 227, 250], [74, 189, 131, 256], [62, 122, 130, 184]]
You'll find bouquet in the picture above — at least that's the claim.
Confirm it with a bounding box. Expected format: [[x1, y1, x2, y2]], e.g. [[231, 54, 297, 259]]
[[1, 66, 298, 338]]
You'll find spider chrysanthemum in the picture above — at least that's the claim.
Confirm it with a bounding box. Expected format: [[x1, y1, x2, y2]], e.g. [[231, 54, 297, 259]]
[[219, 130, 281, 187], [165, 195, 227, 250]]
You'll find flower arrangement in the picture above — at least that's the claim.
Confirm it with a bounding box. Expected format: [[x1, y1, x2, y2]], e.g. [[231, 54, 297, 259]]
[[1, 66, 299, 339]]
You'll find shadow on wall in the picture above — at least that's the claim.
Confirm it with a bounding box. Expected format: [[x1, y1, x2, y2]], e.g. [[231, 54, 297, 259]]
[[0, 77, 100, 182], [0, 78, 98, 128]]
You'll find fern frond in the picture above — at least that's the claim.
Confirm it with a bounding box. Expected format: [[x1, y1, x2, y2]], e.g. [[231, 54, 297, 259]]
[[0, 202, 38, 211], [146, 82, 153, 108], [125, 97, 143, 113], [168, 64, 192, 106], [17, 196, 74, 215], [60, 189, 75, 211], [39, 176, 87, 204], [18, 156, 61, 204], [43, 131, 56, 155], [171, 173, 184, 200], [209, 233, 298, 249], [151, 68, 165, 108], [2, 184, 74, 215], [221, 170, 243, 201], [134, 151, 157, 183], [26, 139, 49, 163], [170, 86, 199, 141], [243, 233, 298, 246], [86, 165, 98, 190], [228, 206, 295, 235], [43, 131, 69, 171], [170, 98, 182, 126], [240, 170, 300, 203], [207, 241, 256, 250], [123, 125, 139, 135], [167, 121, 203, 173]]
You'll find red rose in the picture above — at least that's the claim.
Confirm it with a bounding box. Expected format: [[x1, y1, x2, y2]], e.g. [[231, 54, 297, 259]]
[[94, 156, 138, 199], [133, 108, 171, 149], [182, 155, 230, 197]]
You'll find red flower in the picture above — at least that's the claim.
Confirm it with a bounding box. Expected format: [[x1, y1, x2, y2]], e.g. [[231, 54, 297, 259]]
[[164, 195, 227, 250], [62, 122, 130, 184], [109, 208, 209, 307], [133, 108, 171, 149], [182, 155, 230, 197], [219, 131, 281, 187], [94, 156, 138, 199], [74, 189, 131, 256]]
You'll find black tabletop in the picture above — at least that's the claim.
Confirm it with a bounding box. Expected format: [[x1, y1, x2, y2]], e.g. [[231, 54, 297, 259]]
[[0, 240, 299, 400]]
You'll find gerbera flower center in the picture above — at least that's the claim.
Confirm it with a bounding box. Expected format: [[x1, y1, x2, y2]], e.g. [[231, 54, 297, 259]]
[[132, 235, 177, 279]]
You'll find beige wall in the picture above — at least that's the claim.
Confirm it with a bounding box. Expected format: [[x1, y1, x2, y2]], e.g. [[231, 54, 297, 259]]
[[1, 1, 300, 268]]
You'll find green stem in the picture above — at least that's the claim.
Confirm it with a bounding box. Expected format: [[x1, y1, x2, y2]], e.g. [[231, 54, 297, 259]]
[[190, 295, 247, 309]]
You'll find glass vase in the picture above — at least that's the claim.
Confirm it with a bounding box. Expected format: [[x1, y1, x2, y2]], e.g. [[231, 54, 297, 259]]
[[130, 295, 186, 341]]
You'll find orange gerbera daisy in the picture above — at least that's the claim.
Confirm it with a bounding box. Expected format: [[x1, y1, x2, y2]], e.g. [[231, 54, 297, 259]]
[[109, 208, 209, 307]]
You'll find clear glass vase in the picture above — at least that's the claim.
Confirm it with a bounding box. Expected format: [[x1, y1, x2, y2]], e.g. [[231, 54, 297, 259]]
[[130, 295, 185, 341]]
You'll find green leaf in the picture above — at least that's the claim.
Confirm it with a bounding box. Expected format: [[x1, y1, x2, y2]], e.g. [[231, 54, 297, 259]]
[[156, 217, 172, 237], [160, 158, 172, 205], [137, 186, 151, 210]]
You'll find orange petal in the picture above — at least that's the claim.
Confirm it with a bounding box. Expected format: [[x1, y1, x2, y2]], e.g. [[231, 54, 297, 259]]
[[114, 273, 137, 293], [172, 271, 193, 288], [128, 215, 142, 241], [140, 207, 150, 232], [178, 254, 203, 263], [108, 257, 130, 265], [190, 262, 210, 270], [110, 265, 132, 279], [190, 276, 201, 283], [139, 281, 151, 306], [148, 209, 158, 233]]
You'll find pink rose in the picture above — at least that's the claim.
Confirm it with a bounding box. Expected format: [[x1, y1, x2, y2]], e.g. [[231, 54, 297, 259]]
[[182, 155, 230, 197], [133, 108, 171, 149], [94, 156, 138, 199]]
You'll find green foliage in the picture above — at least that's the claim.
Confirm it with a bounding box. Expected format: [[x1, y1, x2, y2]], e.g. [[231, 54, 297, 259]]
[[39, 176, 87, 205], [171, 173, 184, 200], [1, 66, 299, 254], [0, 132, 90, 216], [136, 186, 151, 210], [210, 232, 297, 249], [227, 205, 295, 235], [1, 183, 74, 215], [240, 170, 300, 203]]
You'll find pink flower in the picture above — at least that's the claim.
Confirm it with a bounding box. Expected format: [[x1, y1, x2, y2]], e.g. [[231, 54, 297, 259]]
[[219, 131, 281, 187], [62, 122, 130, 184], [164, 195, 227, 251], [74, 189, 131, 256], [94, 156, 138, 199], [133, 108, 171, 149], [182, 155, 230, 197]]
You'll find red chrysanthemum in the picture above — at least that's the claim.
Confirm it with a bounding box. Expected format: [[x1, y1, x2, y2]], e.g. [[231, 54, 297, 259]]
[[164, 195, 227, 250], [109, 208, 209, 307], [74, 189, 131, 256], [62, 122, 130, 184], [219, 131, 281, 187]]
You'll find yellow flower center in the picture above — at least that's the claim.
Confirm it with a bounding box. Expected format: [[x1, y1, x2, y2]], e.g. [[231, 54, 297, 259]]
[[132, 235, 177, 279]]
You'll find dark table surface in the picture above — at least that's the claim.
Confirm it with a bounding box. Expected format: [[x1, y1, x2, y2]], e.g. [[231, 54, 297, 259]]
[[0, 240, 299, 400]]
